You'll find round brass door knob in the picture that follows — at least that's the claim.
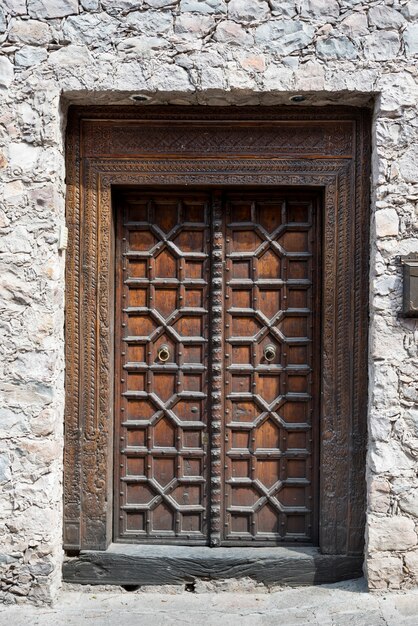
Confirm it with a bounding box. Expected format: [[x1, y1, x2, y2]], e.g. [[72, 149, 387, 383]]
[[157, 344, 170, 362], [264, 344, 276, 362]]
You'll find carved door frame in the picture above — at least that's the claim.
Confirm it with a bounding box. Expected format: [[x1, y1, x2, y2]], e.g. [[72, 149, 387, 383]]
[[64, 106, 370, 559]]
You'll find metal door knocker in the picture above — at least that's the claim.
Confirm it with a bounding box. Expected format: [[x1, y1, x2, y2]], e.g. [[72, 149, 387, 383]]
[[157, 344, 170, 362], [264, 344, 276, 362]]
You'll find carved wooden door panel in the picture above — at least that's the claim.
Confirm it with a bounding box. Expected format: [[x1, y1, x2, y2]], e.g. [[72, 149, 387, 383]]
[[115, 190, 211, 543], [115, 188, 319, 546], [223, 191, 319, 545]]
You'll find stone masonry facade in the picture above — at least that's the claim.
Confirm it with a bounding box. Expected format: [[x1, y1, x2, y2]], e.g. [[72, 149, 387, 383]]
[[0, 0, 418, 604]]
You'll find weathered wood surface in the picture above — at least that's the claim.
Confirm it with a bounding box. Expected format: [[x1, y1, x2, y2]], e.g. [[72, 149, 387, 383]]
[[64, 106, 370, 556], [114, 190, 211, 543], [63, 545, 363, 586], [113, 189, 320, 546]]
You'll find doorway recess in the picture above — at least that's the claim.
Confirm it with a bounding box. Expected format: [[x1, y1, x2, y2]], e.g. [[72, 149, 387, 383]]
[[63, 105, 370, 586]]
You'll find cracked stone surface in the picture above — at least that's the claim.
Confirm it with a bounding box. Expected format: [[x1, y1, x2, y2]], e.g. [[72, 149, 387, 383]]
[[0, 0, 418, 604], [1, 579, 418, 625]]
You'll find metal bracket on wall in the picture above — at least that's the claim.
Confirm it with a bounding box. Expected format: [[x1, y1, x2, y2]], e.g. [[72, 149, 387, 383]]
[[400, 254, 418, 317]]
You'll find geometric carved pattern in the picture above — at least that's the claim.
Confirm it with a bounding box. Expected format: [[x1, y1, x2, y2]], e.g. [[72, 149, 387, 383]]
[[115, 188, 319, 545], [224, 191, 318, 543], [84, 121, 354, 159], [115, 190, 210, 542]]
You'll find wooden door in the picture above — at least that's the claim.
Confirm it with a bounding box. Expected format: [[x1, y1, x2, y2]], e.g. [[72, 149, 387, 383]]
[[115, 190, 211, 543], [115, 188, 319, 545], [223, 191, 319, 545]]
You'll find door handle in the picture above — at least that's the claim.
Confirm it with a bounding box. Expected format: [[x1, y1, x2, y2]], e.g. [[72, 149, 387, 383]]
[[264, 344, 276, 362], [157, 344, 170, 362]]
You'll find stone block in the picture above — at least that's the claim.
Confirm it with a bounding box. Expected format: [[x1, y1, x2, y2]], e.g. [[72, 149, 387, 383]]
[[8, 19, 52, 46], [81, 0, 100, 9], [200, 66, 226, 90], [368, 6, 405, 29], [339, 12, 369, 37], [392, 477, 418, 497], [375, 208, 399, 237], [293, 62, 324, 90], [227, 66, 255, 90], [403, 409, 418, 438], [3, 180, 25, 203], [108, 61, 147, 91], [262, 64, 293, 91], [299, 0, 340, 21], [28, 562, 54, 577], [316, 36, 357, 60], [374, 275, 398, 296], [239, 55, 266, 73], [101, 0, 149, 12], [399, 145, 418, 184], [369, 414, 391, 443], [1, 380, 53, 418], [27, 0, 78, 19], [179, 0, 227, 14], [269, 0, 296, 17], [3, 0, 27, 14], [48, 45, 92, 67], [143, 0, 174, 9], [15, 46, 48, 68], [228, 0, 270, 23], [0, 408, 29, 437], [404, 25, 418, 57], [363, 31, 401, 61], [368, 441, 413, 473], [144, 0, 176, 6], [0, 56, 14, 88], [0, 453, 11, 484], [399, 489, 418, 518], [174, 14, 215, 38], [401, 382, 418, 404], [372, 363, 399, 404], [148, 64, 193, 92], [282, 56, 299, 69], [125, 10, 173, 34], [368, 517, 417, 552], [9, 142, 40, 172], [378, 73, 418, 114], [254, 20, 314, 55], [368, 479, 391, 514], [367, 553, 403, 589], [401, 0, 418, 20], [62, 13, 119, 47], [215, 21, 253, 45], [0, 6, 6, 33], [118, 36, 169, 56], [368, 516, 417, 552], [404, 550, 418, 575]]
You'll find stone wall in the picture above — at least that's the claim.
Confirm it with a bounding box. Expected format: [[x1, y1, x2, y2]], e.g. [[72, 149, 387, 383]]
[[0, 0, 417, 603]]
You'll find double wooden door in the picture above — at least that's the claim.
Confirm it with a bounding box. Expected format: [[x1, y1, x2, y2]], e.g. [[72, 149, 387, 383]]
[[115, 188, 320, 546]]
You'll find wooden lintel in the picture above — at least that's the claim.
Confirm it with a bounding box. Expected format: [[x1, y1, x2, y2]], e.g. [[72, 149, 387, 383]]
[[63, 544, 363, 587]]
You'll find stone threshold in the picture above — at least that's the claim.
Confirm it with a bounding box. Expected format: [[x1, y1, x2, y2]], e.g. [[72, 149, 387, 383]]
[[62, 544, 364, 587]]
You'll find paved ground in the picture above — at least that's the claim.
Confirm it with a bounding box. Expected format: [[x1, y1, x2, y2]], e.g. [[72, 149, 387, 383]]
[[1, 578, 418, 625]]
